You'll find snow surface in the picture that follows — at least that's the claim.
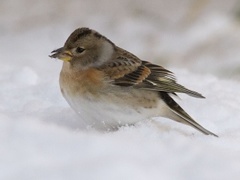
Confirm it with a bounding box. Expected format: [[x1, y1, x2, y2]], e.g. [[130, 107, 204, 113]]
[[1, 0, 240, 180]]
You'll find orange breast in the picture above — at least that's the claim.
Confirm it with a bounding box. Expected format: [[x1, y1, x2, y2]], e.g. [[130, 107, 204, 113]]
[[60, 67, 106, 96]]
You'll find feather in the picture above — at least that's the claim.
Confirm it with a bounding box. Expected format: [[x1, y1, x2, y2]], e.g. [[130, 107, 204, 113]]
[[160, 92, 218, 137], [101, 56, 204, 98]]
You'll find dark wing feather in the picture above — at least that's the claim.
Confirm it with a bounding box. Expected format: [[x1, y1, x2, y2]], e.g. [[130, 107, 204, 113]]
[[115, 64, 151, 86], [142, 61, 176, 81], [100, 57, 141, 80], [101, 58, 204, 98], [141, 61, 204, 98]]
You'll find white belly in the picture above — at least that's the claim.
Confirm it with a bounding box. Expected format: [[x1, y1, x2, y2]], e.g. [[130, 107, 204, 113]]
[[69, 97, 145, 130], [61, 87, 167, 131]]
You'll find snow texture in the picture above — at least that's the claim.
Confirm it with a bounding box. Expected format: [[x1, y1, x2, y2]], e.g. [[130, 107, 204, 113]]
[[1, 0, 240, 180]]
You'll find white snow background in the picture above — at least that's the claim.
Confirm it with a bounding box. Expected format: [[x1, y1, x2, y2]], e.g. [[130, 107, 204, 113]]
[[1, 1, 240, 180]]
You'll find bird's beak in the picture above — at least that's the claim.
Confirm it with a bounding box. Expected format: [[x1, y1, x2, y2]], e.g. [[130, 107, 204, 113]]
[[49, 47, 73, 62]]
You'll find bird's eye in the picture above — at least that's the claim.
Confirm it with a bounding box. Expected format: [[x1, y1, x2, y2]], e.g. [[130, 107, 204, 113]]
[[76, 47, 85, 53]]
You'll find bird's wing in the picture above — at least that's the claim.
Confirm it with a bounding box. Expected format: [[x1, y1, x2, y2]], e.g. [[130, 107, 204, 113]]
[[99, 57, 217, 137], [99, 58, 204, 98]]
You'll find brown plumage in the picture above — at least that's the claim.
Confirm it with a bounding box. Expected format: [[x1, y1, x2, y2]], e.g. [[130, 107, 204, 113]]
[[50, 27, 217, 137]]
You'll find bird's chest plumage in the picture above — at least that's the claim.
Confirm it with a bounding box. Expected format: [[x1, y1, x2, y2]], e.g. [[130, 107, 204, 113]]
[[59, 64, 164, 130], [60, 65, 104, 96]]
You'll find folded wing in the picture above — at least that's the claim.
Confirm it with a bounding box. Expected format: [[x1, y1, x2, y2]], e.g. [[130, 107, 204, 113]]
[[98, 57, 217, 136]]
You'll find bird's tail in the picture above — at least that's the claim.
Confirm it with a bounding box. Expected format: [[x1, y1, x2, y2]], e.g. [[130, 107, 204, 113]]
[[160, 92, 218, 137]]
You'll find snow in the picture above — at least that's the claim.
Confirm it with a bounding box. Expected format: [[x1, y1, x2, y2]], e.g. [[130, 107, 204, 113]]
[[1, 0, 240, 179]]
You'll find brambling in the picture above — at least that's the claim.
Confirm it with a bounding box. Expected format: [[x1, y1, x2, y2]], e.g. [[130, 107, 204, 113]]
[[50, 27, 217, 137]]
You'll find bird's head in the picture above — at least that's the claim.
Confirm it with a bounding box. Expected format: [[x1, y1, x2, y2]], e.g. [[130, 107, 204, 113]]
[[50, 27, 115, 69]]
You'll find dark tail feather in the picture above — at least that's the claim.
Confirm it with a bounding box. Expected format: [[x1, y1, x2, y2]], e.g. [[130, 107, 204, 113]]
[[160, 92, 218, 137]]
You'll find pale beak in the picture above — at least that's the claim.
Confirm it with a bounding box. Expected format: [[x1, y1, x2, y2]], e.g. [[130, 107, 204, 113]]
[[49, 47, 73, 62]]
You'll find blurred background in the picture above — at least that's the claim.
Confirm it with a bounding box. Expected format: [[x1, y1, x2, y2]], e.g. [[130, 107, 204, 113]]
[[1, 1, 240, 179], [1, 0, 240, 80]]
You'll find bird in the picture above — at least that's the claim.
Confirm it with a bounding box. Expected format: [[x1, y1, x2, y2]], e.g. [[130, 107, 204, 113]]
[[50, 27, 217, 137]]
